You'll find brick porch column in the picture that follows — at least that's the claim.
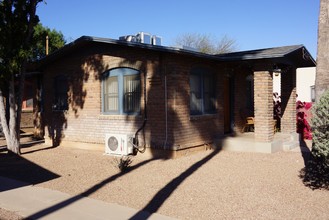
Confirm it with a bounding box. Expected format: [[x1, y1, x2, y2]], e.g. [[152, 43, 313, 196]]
[[281, 67, 297, 134], [254, 71, 274, 142]]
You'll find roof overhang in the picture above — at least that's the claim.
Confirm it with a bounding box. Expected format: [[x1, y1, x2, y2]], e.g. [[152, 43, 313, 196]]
[[35, 36, 316, 70], [216, 45, 316, 69], [36, 36, 223, 67]]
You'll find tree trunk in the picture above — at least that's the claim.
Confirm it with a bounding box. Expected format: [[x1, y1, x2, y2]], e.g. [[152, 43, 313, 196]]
[[0, 90, 10, 143], [315, 0, 329, 102], [0, 76, 21, 155], [0, 0, 40, 155]]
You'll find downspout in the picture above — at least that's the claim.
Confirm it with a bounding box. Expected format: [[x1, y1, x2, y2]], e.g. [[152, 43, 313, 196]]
[[162, 52, 169, 150], [163, 74, 168, 149]]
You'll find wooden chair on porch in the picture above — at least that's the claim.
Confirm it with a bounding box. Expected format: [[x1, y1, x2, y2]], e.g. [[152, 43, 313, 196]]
[[240, 108, 255, 133], [242, 118, 277, 133], [242, 117, 255, 132]]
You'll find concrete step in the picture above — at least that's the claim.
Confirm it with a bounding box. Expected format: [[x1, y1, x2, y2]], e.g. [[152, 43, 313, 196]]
[[283, 140, 299, 151]]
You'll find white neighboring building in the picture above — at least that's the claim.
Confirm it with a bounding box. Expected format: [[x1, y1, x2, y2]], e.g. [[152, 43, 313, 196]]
[[273, 67, 316, 102], [296, 67, 316, 102]]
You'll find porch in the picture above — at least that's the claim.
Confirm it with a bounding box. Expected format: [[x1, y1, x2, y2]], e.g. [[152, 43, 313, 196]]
[[219, 132, 300, 153], [218, 45, 316, 153]]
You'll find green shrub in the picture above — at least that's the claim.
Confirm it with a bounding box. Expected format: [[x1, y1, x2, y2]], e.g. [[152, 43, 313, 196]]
[[301, 90, 329, 189], [311, 90, 329, 163]]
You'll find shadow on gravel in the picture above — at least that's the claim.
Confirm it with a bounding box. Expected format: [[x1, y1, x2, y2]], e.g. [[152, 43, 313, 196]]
[[299, 139, 329, 190], [25, 145, 223, 219], [25, 157, 159, 220], [20, 144, 56, 155], [0, 176, 30, 192], [130, 147, 222, 220], [0, 153, 60, 192], [299, 138, 311, 166], [300, 162, 329, 190]]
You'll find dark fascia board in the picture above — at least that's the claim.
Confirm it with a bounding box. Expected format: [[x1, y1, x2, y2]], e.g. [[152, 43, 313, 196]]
[[216, 45, 303, 60], [216, 45, 316, 67], [36, 35, 316, 68], [79, 36, 223, 60], [37, 35, 223, 66]]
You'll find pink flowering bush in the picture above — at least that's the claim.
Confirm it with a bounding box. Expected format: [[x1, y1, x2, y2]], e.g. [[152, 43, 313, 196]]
[[296, 101, 313, 140]]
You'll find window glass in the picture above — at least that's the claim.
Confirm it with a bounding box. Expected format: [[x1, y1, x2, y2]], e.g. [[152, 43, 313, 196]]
[[53, 75, 68, 111], [124, 74, 141, 113], [190, 68, 216, 115], [311, 85, 315, 102], [23, 83, 33, 110], [190, 73, 202, 115], [26, 98, 33, 108], [104, 76, 119, 113], [203, 74, 216, 113]]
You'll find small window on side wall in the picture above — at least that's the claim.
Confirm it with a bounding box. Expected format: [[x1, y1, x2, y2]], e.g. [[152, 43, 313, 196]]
[[102, 68, 141, 115], [311, 85, 315, 102], [190, 67, 216, 115], [22, 82, 34, 110], [53, 75, 68, 111]]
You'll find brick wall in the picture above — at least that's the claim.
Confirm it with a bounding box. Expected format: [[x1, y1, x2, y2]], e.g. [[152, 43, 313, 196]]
[[165, 56, 224, 149], [42, 44, 226, 151], [43, 45, 148, 147]]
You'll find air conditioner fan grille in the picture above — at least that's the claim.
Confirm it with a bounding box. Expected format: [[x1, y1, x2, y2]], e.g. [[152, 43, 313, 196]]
[[108, 136, 118, 151]]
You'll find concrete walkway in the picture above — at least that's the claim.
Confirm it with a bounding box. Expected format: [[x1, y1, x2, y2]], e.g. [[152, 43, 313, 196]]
[[0, 176, 175, 220]]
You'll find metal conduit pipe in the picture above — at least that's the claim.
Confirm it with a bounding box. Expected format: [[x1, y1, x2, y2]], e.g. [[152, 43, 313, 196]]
[[163, 75, 168, 149]]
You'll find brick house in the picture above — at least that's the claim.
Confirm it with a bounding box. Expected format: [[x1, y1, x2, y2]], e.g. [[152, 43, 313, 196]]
[[33, 36, 315, 157]]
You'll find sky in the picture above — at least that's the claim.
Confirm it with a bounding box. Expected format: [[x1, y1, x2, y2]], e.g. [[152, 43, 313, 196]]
[[37, 0, 319, 58]]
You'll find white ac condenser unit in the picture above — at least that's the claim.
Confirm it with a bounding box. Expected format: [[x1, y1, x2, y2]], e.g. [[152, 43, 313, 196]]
[[105, 134, 134, 156]]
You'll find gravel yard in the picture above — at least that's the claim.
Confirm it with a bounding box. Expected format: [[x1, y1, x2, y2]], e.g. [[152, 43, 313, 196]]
[[1, 141, 329, 219]]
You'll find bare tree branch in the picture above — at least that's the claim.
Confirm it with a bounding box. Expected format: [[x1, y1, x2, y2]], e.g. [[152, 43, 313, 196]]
[[174, 32, 238, 54]]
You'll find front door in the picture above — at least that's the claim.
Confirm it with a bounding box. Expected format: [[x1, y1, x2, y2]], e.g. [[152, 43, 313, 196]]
[[224, 76, 232, 133]]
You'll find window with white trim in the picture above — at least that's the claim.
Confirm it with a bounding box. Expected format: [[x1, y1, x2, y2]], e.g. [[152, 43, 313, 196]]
[[102, 68, 141, 114]]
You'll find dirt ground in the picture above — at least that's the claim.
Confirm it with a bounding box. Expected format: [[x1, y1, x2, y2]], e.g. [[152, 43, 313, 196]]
[[0, 208, 23, 220], [0, 138, 328, 219]]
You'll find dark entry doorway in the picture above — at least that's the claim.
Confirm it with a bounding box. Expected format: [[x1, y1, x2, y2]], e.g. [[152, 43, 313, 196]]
[[224, 76, 234, 133]]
